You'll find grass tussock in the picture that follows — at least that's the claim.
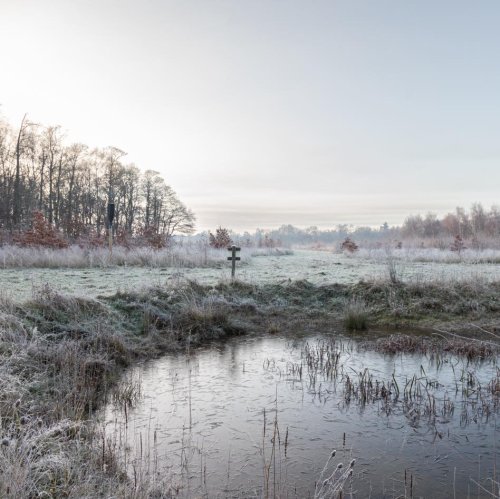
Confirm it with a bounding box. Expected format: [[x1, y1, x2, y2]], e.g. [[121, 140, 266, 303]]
[[343, 299, 369, 330]]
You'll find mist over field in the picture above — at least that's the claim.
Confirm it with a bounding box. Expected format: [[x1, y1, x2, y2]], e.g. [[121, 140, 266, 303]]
[[2, 1, 500, 231]]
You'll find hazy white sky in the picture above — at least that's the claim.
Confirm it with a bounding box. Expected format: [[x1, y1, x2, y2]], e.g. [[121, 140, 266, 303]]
[[1, 0, 499, 231]]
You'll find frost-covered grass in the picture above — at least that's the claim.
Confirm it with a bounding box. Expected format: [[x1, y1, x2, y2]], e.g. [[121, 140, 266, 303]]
[[357, 246, 500, 264], [0, 293, 133, 497], [0, 244, 249, 269], [0, 284, 252, 497], [3, 249, 500, 303], [0, 244, 296, 269], [250, 247, 294, 257], [1, 279, 499, 497], [314, 450, 355, 499]]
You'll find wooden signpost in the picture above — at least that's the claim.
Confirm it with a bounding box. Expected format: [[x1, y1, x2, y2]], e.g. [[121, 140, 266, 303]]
[[227, 245, 241, 279], [107, 203, 115, 254]]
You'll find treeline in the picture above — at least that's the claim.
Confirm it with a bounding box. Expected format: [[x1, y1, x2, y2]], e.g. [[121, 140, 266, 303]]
[[0, 114, 195, 242], [193, 224, 399, 248], [401, 204, 500, 240], [249, 224, 395, 246], [194, 204, 500, 248]]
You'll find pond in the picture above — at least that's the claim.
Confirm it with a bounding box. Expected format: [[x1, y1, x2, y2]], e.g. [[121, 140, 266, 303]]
[[103, 333, 499, 498]]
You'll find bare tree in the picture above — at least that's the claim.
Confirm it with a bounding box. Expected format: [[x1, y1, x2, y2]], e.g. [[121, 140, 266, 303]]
[[13, 114, 37, 228], [0, 115, 196, 241]]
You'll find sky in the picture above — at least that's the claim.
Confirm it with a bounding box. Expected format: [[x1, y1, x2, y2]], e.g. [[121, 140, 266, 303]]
[[0, 0, 499, 232]]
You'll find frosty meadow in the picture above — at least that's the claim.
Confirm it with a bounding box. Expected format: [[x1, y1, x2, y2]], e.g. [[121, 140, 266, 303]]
[[0, 238, 499, 498], [0, 116, 499, 497], [2, 0, 500, 495]]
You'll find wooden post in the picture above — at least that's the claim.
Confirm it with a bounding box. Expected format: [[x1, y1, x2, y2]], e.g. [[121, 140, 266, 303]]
[[227, 245, 241, 279], [107, 203, 115, 255], [108, 222, 113, 254]]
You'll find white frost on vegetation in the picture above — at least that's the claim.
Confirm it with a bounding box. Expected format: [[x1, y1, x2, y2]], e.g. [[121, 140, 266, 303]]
[[1, 249, 500, 303], [0, 244, 251, 269], [250, 247, 294, 257], [356, 247, 500, 264]]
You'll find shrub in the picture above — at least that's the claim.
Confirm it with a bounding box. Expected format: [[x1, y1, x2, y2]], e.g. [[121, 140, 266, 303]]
[[140, 226, 167, 249], [450, 234, 466, 254], [14, 211, 68, 249], [258, 234, 279, 248], [114, 227, 131, 249], [341, 237, 358, 253], [209, 227, 232, 249]]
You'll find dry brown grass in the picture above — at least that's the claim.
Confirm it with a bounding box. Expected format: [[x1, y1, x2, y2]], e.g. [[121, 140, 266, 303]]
[[373, 332, 499, 359]]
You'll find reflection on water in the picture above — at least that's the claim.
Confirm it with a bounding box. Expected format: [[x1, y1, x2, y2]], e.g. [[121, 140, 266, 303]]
[[103, 334, 499, 498]]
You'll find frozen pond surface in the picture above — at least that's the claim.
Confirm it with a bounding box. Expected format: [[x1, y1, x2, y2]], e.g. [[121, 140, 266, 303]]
[[3, 249, 500, 302], [103, 334, 499, 498]]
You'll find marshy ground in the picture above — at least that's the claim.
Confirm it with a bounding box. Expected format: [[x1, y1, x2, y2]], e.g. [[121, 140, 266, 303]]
[[0, 273, 499, 497]]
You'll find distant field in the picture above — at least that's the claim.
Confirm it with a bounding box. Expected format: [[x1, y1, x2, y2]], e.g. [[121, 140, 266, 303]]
[[2, 248, 500, 302]]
